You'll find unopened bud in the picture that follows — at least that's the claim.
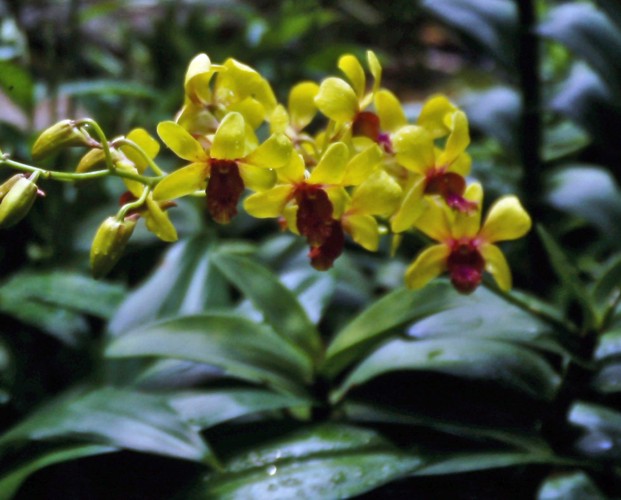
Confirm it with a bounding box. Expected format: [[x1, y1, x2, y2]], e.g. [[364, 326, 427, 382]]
[[0, 174, 40, 228], [90, 216, 137, 279], [32, 120, 93, 161], [0, 175, 23, 200]]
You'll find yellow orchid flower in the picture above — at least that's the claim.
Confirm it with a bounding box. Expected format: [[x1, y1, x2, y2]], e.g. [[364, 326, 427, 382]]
[[176, 54, 277, 133], [315, 50, 382, 135], [405, 183, 532, 294], [153, 112, 292, 224], [391, 99, 475, 233]]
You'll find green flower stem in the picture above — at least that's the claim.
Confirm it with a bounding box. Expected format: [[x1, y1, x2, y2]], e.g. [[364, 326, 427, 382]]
[[113, 138, 165, 176], [1, 155, 162, 187], [75, 118, 115, 171], [117, 186, 150, 221], [482, 278, 579, 335]]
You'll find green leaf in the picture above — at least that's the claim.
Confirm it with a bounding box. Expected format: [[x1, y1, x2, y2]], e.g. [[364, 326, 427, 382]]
[[0, 386, 211, 463], [537, 225, 596, 329], [569, 401, 621, 460], [59, 79, 158, 99], [592, 362, 621, 394], [406, 285, 570, 357], [543, 120, 590, 163], [108, 235, 230, 335], [537, 471, 606, 500], [343, 401, 550, 453], [170, 389, 311, 429], [211, 252, 322, 363], [413, 452, 561, 477], [0, 270, 125, 346], [106, 313, 313, 396], [332, 337, 561, 402], [592, 255, 621, 319], [539, 3, 621, 98], [195, 424, 422, 499], [420, 0, 517, 72], [594, 328, 621, 361], [280, 267, 335, 325], [0, 270, 125, 318], [323, 282, 457, 379], [595, 0, 621, 31], [546, 165, 621, 243], [0, 61, 34, 113], [0, 444, 116, 500]]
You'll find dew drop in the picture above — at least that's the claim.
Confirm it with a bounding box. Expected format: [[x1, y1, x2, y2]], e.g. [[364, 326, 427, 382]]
[[266, 465, 278, 476]]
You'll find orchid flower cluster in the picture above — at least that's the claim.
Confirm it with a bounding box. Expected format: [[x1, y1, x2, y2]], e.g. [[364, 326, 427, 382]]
[[0, 51, 531, 294]]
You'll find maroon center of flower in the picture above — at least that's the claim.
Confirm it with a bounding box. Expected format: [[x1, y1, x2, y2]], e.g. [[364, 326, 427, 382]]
[[424, 170, 477, 214], [207, 159, 245, 224], [294, 184, 334, 246], [352, 111, 380, 141], [308, 219, 345, 271], [446, 241, 485, 294]]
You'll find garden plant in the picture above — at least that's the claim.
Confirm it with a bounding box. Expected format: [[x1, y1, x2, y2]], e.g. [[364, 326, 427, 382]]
[[0, 0, 620, 498]]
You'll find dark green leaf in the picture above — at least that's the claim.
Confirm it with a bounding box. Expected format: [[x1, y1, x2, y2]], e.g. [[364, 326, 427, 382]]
[[280, 267, 335, 325], [537, 471, 606, 500], [343, 401, 550, 453], [0, 444, 116, 500], [543, 120, 590, 163], [0, 270, 125, 318], [323, 282, 458, 379], [413, 452, 561, 477], [106, 313, 313, 396], [569, 402, 621, 460], [546, 165, 621, 242], [595, 0, 621, 31], [211, 252, 322, 363], [0, 61, 34, 113], [420, 0, 517, 71], [463, 86, 520, 157], [592, 362, 621, 394], [592, 255, 621, 315], [594, 328, 621, 361], [196, 424, 422, 499], [332, 337, 561, 402], [539, 3, 621, 98], [0, 386, 211, 463], [170, 389, 311, 429], [108, 235, 230, 335], [537, 225, 596, 329]]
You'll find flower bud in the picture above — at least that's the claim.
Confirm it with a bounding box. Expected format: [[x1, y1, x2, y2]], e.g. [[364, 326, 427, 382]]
[[90, 216, 137, 279], [0, 174, 40, 228], [32, 120, 93, 161]]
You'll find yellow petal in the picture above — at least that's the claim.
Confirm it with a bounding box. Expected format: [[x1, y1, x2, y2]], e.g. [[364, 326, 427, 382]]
[[375, 89, 407, 133], [144, 196, 178, 242], [121, 128, 160, 173], [437, 111, 470, 167], [415, 198, 452, 242], [326, 186, 350, 219], [289, 81, 319, 130], [367, 50, 382, 96], [480, 243, 512, 291], [392, 125, 435, 174], [480, 195, 532, 243], [176, 102, 218, 136], [228, 97, 267, 130], [310, 142, 349, 185], [390, 176, 426, 233], [270, 104, 289, 134], [405, 244, 450, 289], [338, 54, 366, 99], [417, 95, 458, 138], [315, 77, 359, 123], [277, 152, 306, 184], [243, 185, 293, 218], [157, 121, 205, 162], [344, 213, 379, 251], [238, 163, 276, 192], [453, 182, 483, 239], [184, 53, 216, 103], [244, 133, 292, 169], [211, 112, 246, 160], [153, 162, 207, 200], [351, 169, 401, 217], [450, 151, 472, 176], [342, 144, 383, 186], [216, 58, 277, 112]]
